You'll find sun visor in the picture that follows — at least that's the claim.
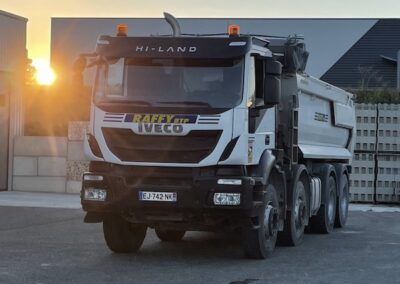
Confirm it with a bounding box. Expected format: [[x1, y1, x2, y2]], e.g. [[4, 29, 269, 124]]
[[95, 36, 251, 59]]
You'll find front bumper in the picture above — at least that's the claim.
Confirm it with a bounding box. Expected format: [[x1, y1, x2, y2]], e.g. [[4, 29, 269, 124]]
[[81, 164, 264, 229]]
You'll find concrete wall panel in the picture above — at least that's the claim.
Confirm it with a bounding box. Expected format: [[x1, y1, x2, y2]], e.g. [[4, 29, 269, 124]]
[[14, 136, 67, 157], [13, 157, 37, 176]]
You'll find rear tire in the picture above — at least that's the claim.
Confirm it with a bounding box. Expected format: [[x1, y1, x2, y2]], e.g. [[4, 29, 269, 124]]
[[335, 174, 349, 228], [279, 179, 309, 246], [310, 176, 337, 233], [103, 214, 147, 253], [242, 184, 279, 259], [155, 229, 185, 242]]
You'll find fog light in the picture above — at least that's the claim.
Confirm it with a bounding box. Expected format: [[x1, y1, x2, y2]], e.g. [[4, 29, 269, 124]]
[[83, 174, 104, 181], [213, 193, 241, 206], [217, 179, 242, 185], [84, 188, 107, 201]]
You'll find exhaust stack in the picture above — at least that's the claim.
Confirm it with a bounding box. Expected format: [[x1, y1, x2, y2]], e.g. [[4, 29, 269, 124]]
[[164, 12, 181, 37]]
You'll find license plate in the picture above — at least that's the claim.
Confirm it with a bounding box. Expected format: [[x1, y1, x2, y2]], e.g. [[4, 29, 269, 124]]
[[139, 191, 177, 202]]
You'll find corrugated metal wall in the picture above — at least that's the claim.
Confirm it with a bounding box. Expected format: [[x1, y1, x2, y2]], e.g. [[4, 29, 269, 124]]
[[0, 11, 27, 72], [0, 11, 27, 190]]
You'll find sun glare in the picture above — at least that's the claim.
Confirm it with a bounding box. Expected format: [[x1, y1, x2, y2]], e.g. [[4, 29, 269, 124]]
[[32, 59, 56, 86]]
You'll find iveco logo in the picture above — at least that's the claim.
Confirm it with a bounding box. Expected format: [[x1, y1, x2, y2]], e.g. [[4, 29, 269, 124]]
[[135, 46, 197, 53], [138, 123, 183, 134]]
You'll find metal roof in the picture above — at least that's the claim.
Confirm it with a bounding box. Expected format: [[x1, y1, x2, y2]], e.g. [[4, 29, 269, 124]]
[[321, 19, 400, 89], [0, 10, 27, 22]]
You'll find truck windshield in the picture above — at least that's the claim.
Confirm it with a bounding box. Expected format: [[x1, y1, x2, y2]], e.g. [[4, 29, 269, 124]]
[[94, 57, 244, 108]]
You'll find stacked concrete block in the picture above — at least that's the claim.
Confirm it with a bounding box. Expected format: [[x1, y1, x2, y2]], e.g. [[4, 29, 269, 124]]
[[354, 103, 377, 152], [375, 104, 400, 203], [12, 122, 90, 194], [377, 104, 400, 152], [350, 104, 377, 202], [351, 103, 400, 204], [13, 136, 67, 192], [350, 153, 375, 202], [66, 121, 89, 194], [376, 155, 400, 203]]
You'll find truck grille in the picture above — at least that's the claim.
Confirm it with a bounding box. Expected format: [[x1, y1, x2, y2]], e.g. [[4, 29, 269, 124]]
[[101, 128, 222, 163]]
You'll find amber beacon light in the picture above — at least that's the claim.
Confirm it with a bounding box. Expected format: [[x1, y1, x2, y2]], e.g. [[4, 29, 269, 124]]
[[116, 24, 128, 36], [228, 24, 240, 36]]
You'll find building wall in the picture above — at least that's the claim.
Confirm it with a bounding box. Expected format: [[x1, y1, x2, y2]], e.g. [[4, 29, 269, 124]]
[[0, 11, 27, 72], [0, 11, 27, 190]]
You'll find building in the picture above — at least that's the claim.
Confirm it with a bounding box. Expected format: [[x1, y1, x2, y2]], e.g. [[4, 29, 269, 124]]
[[0, 10, 27, 190], [50, 17, 377, 85]]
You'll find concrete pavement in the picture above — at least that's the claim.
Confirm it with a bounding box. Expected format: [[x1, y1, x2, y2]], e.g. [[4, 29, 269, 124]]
[[0, 191, 81, 209], [0, 206, 400, 284]]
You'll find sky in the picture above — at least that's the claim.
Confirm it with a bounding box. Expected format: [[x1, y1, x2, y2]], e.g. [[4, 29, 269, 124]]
[[3, 0, 400, 65]]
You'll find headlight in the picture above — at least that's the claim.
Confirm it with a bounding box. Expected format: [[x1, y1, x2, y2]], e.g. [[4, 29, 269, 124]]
[[84, 188, 107, 201]]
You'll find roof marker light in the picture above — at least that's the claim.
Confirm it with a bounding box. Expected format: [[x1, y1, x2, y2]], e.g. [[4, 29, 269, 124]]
[[228, 24, 240, 37], [116, 24, 128, 37]]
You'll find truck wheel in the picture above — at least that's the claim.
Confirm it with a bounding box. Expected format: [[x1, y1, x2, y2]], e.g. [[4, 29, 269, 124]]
[[309, 176, 337, 233], [335, 174, 349, 228], [279, 179, 308, 246], [155, 229, 186, 242], [242, 184, 279, 259], [103, 214, 147, 253]]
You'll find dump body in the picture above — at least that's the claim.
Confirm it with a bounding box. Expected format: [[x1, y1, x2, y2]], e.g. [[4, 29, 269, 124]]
[[296, 74, 354, 160]]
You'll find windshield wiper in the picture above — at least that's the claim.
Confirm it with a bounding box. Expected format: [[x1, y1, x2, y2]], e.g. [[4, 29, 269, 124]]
[[122, 100, 153, 107], [156, 101, 211, 108], [98, 100, 153, 107]]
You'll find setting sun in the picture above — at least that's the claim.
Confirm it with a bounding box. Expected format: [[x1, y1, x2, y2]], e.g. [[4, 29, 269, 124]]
[[32, 59, 56, 86]]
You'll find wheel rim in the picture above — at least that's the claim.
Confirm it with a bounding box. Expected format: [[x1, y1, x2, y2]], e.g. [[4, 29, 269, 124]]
[[328, 189, 335, 224], [294, 182, 306, 236], [264, 204, 278, 239], [340, 180, 349, 219]]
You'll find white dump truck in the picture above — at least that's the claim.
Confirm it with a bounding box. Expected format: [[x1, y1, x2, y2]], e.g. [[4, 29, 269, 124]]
[[79, 13, 355, 259]]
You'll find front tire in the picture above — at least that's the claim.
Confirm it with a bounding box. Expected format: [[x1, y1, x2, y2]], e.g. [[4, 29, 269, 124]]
[[103, 214, 147, 253], [242, 184, 279, 259], [155, 229, 185, 242]]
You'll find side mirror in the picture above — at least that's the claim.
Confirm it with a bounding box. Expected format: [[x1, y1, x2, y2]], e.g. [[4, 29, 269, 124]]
[[72, 53, 100, 86], [72, 55, 87, 86], [264, 60, 282, 107]]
